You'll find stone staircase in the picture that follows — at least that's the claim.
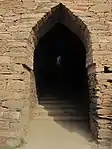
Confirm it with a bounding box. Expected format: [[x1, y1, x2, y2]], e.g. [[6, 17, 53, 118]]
[[31, 96, 89, 121]]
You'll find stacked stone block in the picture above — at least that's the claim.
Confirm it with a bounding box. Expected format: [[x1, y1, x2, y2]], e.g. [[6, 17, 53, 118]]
[[0, 0, 112, 148]]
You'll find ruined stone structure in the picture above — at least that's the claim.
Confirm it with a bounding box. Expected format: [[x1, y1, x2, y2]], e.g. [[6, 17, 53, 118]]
[[0, 0, 112, 148]]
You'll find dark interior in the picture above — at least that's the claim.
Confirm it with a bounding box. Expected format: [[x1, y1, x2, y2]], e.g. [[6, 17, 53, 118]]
[[34, 23, 89, 122]]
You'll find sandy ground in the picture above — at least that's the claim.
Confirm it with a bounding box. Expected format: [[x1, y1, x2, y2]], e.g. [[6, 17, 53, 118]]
[[20, 119, 96, 149]]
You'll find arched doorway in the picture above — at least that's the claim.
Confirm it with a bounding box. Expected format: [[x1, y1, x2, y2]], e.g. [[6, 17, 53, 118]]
[[23, 3, 112, 147], [27, 3, 99, 143], [34, 23, 90, 129]]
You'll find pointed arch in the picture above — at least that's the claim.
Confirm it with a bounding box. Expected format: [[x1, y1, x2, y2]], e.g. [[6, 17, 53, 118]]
[[27, 3, 98, 142]]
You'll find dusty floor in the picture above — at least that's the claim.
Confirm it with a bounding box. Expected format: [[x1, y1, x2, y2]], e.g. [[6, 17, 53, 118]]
[[19, 119, 97, 149]]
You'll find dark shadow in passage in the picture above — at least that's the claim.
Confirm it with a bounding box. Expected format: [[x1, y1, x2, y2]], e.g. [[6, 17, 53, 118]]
[[34, 23, 91, 140]]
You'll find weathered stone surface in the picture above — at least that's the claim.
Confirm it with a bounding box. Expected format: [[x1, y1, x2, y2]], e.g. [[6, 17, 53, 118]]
[[6, 138, 22, 148], [0, 129, 21, 137], [0, 0, 112, 148], [0, 137, 7, 147], [7, 80, 25, 91], [0, 81, 6, 90], [2, 100, 24, 111], [0, 56, 10, 64], [97, 108, 112, 115], [0, 91, 25, 100], [3, 111, 21, 120], [0, 120, 9, 129], [89, 4, 111, 13]]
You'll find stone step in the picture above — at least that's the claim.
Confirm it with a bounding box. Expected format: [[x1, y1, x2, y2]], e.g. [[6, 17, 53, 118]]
[[39, 100, 71, 104], [32, 107, 88, 118], [32, 108, 82, 116], [39, 96, 60, 100], [37, 104, 78, 109], [39, 96, 78, 100], [33, 112, 71, 116], [32, 115, 88, 121]]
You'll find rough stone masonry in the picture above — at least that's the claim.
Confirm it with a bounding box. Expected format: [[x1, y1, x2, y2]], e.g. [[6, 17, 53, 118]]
[[0, 0, 112, 148]]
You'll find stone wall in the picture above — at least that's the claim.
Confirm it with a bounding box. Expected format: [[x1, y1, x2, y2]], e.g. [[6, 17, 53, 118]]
[[0, 0, 112, 148]]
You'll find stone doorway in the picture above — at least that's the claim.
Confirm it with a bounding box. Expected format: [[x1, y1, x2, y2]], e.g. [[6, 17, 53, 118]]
[[33, 23, 90, 135], [0, 1, 112, 148], [29, 3, 100, 145]]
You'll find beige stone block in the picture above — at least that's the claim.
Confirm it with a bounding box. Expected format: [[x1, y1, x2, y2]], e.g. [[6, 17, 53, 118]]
[[2, 100, 24, 111], [0, 32, 12, 39], [6, 138, 22, 148], [90, 24, 108, 31], [97, 108, 112, 115], [102, 99, 111, 105], [7, 80, 25, 91], [10, 111, 21, 120], [0, 91, 25, 101], [0, 74, 25, 80], [21, 13, 40, 19], [0, 15, 3, 21], [10, 56, 27, 64], [2, 111, 21, 120], [37, 0, 50, 2], [67, 3, 88, 11], [81, 16, 99, 25], [0, 23, 6, 31], [0, 81, 6, 90], [11, 32, 30, 40], [0, 120, 9, 129], [96, 67, 104, 73], [96, 119, 111, 125], [0, 136, 7, 147], [73, 10, 94, 17], [13, 64, 24, 73], [4, 65, 17, 72], [89, 4, 111, 13], [7, 24, 32, 32], [7, 40, 27, 48], [7, 47, 26, 53], [96, 74, 112, 81], [4, 52, 26, 57], [0, 56, 10, 64], [3, 15, 21, 23], [0, 129, 21, 137], [98, 129, 112, 137], [22, 1, 37, 9], [0, 108, 9, 117], [94, 51, 112, 56], [0, 130, 11, 137], [10, 122, 22, 130]]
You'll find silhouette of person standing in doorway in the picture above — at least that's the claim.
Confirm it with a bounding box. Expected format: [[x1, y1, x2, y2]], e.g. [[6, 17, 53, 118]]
[[56, 56, 61, 67]]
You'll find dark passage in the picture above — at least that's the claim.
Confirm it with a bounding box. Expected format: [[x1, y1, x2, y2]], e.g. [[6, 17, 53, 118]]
[[34, 23, 90, 131]]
